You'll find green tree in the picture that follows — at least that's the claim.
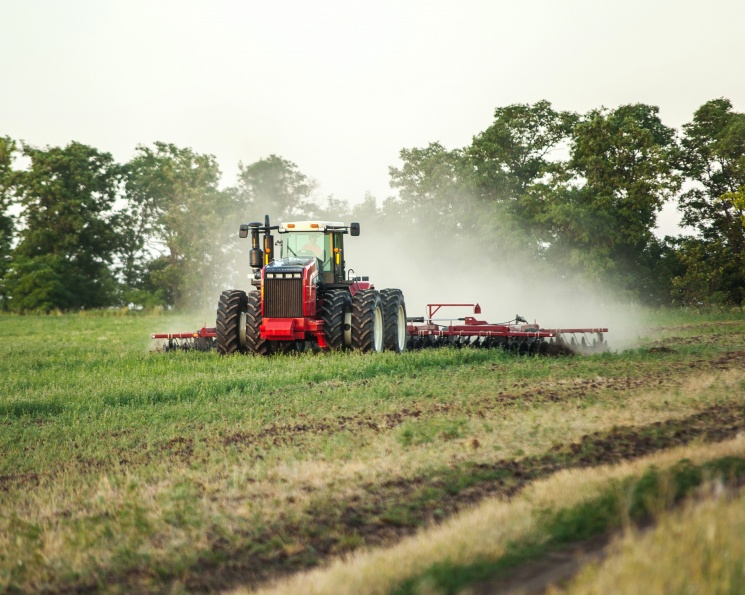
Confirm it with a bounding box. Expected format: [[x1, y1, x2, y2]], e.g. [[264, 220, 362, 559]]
[[546, 104, 678, 298], [0, 136, 16, 308], [6, 142, 124, 311], [467, 100, 578, 258], [388, 142, 467, 225], [467, 100, 577, 205], [388, 103, 577, 261], [233, 154, 315, 221], [313, 195, 353, 222], [674, 99, 745, 304], [125, 142, 236, 308]]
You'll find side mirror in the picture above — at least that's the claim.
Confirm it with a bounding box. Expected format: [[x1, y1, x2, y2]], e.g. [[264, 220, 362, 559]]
[[239, 224, 249, 239], [350, 222, 360, 236]]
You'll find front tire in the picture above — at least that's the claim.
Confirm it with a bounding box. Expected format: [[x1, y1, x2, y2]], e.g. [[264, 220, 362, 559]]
[[320, 290, 351, 350], [245, 291, 272, 355], [381, 289, 407, 353], [216, 290, 247, 355], [351, 289, 384, 352]]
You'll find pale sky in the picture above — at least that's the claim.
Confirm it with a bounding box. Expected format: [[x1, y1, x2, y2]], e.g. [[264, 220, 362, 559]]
[[2, 0, 744, 235]]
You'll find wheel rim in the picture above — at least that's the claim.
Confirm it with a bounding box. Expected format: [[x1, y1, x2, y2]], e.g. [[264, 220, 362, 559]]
[[239, 311, 247, 348], [344, 308, 352, 348], [373, 304, 383, 352], [396, 304, 406, 350]]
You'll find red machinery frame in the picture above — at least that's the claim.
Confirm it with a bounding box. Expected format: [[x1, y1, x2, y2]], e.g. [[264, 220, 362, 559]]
[[406, 304, 608, 341], [152, 302, 608, 353]]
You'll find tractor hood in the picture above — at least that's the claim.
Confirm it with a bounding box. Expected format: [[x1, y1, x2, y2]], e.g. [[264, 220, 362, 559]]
[[263, 257, 319, 284]]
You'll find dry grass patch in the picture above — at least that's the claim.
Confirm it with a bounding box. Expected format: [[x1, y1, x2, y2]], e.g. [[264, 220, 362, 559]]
[[560, 489, 745, 594], [250, 435, 745, 595]]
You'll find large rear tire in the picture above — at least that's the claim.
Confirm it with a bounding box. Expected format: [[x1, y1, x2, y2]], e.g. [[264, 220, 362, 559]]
[[351, 289, 384, 352], [216, 290, 247, 355], [246, 291, 272, 355], [320, 289, 351, 350], [380, 288, 407, 353]]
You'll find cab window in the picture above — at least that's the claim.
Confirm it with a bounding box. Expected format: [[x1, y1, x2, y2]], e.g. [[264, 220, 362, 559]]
[[281, 232, 331, 270]]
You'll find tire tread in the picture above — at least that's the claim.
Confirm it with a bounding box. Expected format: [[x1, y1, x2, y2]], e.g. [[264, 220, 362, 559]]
[[216, 290, 247, 355], [320, 290, 351, 350], [246, 291, 271, 355], [351, 289, 382, 352], [380, 288, 406, 353]]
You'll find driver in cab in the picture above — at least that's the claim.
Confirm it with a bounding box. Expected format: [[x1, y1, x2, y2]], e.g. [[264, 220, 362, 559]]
[[301, 234, 324, 258]]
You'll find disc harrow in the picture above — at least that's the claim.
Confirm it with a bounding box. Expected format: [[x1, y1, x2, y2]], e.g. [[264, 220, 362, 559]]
[[405, 303, 608, 356], [151, 327, 216, 352]]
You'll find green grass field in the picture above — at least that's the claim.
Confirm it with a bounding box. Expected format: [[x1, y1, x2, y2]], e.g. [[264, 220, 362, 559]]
[[1, 308, 745, 593]]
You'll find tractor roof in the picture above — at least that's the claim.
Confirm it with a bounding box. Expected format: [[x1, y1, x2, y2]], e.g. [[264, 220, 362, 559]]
[[278, 221, 345, 233]]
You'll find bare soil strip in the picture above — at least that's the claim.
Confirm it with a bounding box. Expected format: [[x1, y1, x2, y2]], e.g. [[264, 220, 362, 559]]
[[469, 536, 611, 595]]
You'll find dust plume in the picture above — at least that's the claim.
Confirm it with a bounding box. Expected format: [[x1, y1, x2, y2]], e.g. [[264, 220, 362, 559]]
[[344, 198, 647, 352]]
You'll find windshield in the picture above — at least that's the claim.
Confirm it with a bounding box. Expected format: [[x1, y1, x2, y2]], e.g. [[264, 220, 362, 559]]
[[280, 232, 331, 270]]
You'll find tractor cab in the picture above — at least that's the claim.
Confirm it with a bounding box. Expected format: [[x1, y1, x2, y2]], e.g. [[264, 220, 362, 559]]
[[276, 221, 355, 284], [240, 217, 360, 286]]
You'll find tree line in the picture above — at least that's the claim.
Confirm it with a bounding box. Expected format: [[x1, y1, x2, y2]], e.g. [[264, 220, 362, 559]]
[[1, 98, 743, 311]]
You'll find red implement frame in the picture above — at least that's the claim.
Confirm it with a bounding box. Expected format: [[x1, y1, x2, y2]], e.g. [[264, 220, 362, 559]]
[[151, 302, 609, 353], [151, 326, 216, 351], [407, 304, 608, 351], [151, 327, 216, 340]]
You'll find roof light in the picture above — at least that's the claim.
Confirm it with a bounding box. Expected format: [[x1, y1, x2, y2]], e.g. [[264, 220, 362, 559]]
[[287, 223, 295, 228], [310, 223, 319, 228]]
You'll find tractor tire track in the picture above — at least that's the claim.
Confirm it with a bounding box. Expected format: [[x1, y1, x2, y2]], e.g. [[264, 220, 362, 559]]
[[4, 350, 741, 492], [175, 400, 745, 593], [219, 349, 745, 450]]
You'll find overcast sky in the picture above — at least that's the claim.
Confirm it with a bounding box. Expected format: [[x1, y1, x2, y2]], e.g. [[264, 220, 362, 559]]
[[2, 0, 743, 234]]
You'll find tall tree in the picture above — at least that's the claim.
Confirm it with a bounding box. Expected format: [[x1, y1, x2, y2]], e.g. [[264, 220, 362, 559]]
[[233, 155, 315, 221], [673, 98, 745, 304], [0, 136, 16, 308], [388, 142, 467, 225], [467, 100, 577, 206], [546, 104, 678, 296], [389, 103, 577, 261], [125, 142, 235, 308], [6, 142, 124, 311], [466, 100, 578, 251]]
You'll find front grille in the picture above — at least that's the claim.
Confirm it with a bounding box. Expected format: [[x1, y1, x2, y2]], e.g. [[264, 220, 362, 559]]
[[264, 278, 303, 318]]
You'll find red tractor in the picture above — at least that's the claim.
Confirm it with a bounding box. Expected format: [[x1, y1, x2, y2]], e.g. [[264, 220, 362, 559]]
[[216, 215, 407, 355]]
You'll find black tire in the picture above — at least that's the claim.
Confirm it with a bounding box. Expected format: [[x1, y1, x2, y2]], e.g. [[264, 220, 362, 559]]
[[380, 288, 407, 353], [351, 289, 384, 352], [246, 291, 272, 355], [216, 290, 247, 355], [320, 289, 351, 350]]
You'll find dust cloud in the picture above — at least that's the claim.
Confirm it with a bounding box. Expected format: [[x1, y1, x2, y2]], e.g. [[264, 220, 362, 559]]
[[344, 205, 647, 352]]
